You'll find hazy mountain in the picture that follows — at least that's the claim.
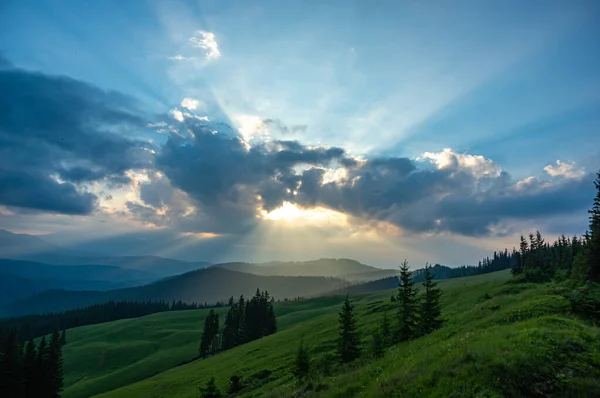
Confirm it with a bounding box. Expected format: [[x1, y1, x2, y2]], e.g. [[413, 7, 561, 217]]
[[211, 258, 398, 282], [0, 268, 348, 317], [0, 230, 210, 278], [0, 274, 47, 305]]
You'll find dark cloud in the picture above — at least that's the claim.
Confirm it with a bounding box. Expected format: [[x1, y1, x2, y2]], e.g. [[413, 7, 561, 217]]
[[0, 63, 154, 214]]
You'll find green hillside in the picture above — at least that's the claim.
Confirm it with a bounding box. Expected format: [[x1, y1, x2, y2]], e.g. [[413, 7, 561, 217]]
[[57, 269, 600, 397]]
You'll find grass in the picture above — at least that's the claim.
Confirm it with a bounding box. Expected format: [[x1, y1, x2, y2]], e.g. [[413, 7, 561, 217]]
[[60, 270, 600, 397]]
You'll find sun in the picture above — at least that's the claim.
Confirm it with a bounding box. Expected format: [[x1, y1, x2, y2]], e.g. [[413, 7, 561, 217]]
[[259, 201, 347, 225]]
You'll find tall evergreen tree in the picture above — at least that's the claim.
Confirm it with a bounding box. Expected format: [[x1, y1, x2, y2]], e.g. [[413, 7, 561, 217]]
[[419, 265, 444, 335], [36, 336, 50, 398], [59, 330, 67, 346], [293, 337, 310, 381], [48, 330, 64, 398], [337, 295, 361, 363], [23, 339, 37, 398], [199, 310, 219, 358], [396, 260, 419, 341], [588, 171, 600, 282], [1, 329, 23, 398]]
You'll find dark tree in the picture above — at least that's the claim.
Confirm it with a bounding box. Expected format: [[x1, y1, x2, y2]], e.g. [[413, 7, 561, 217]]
[[419, 265, 444, 335], [396, 260, 419, 341], [588, 171, 600, 282], [1, 329, 23, 397], [337, 295, 361, 363], [36, 336, 50, 397], [59, 329, 67, 346], [23, 339, 37, 398], [199, 376, 222, 398], [293, 337, 310, 381], [199, 310, 219, 358], [48, 330, 64, 398]]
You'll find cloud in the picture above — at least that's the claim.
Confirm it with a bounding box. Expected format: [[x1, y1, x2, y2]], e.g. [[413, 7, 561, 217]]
[[181, 98, 201, 111], [544, 160, 585, 179], [0, 63, 154, 215], [167, 54, 193, 61], [189, 30, 221, 60], [169, 108, 185, 122]]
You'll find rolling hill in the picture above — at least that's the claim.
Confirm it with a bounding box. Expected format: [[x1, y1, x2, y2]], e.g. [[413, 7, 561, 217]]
[[211, 258, 398, 282], [0, 268, 348, 317], [54, 270, 600, 398]]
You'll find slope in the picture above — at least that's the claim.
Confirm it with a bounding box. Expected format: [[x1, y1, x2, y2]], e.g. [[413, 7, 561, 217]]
[[86, 270, 599, 398], [1, 268, 347, 317], [212, 258, 398, 282]]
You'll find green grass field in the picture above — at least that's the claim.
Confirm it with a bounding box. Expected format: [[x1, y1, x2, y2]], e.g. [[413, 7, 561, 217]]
[[60, 270, 600, 397]]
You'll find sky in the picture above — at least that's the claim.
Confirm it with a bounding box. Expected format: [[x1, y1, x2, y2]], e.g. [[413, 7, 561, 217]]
[[0, 0, 599, 268]]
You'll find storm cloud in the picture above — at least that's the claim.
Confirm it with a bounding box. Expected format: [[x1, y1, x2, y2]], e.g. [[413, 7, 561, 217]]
[[0, 64, 154, 214]]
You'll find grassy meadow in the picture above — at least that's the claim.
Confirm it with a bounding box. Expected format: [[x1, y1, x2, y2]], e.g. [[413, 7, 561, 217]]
[[59, 270, 600, 397]]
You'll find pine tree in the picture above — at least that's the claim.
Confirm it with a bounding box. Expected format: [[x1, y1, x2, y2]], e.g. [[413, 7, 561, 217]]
[[419, 265, 444, 335], [396, 260, 419, 341], [1, 329, 23, 398], [36, 336, 49, 397], [23, 339, 37, 398], [293, 337, 310, 381], [588, 171, 600, 282], [199, 310, 219, 358], [59, 329, 67, 346], [48, 330, 64, 398], [199, 376, 222, 398], [337, 295, 360, 363]]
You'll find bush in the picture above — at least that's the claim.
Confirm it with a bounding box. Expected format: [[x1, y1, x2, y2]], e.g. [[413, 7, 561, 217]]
[[228, 374, 244, 394], [569, 285, 600, 323]]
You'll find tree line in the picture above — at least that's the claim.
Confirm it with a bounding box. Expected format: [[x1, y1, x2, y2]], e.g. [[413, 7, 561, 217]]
[[198, 262, 444, 396], [509, 171, 600, 285], [1, 299, 228, 342], [198, 289, 277, 359], [0, 329, 64, 398]]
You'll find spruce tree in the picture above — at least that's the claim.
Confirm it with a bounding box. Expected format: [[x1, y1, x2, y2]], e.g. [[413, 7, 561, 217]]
[[588, 171, 600, 282], [36, 336, 49, 397], [199, 310, 219, 358], [293, 337, 310, 381], [23, 339, 37, 398], [199, 376, 222, 398], [396, 259, 419, 341], [48, 330, 64, 398], [419, 265, 444, 335], [2, 329, 23, 398], [371, 332, 384, 358], [337, 295, 360, 363]]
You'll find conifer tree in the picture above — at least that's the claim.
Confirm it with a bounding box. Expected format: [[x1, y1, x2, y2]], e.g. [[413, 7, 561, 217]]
[[1, 329, 23, 397], [588, 171, 600, 282], [199, 376, 222, 398], [199, 310, 219, 358], [396, 259, 419, 341], [371, 332, 384, 358], [36, 336, 50, 397], [293, 337, 310, 381], [337, 295, 361, 363], [419, 265, 444, 335], [23, 338, 37, 398], [48, 330, 64, 398]]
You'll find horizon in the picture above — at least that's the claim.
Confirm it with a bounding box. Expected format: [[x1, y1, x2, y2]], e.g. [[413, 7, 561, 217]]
[[1, 0, 599, 268]]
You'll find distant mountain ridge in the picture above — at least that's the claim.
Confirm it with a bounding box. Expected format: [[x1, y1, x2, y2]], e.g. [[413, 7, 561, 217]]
[[211, 258, 398, 282], [0, 268, 348, 317]]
